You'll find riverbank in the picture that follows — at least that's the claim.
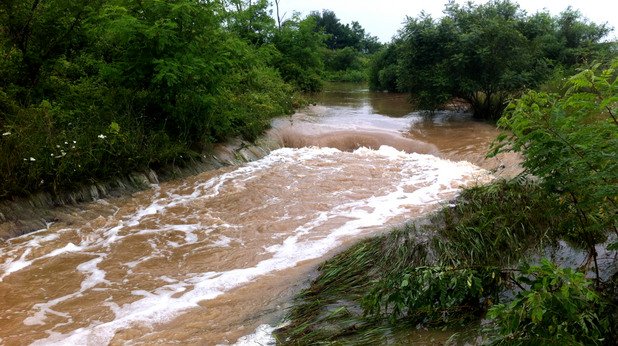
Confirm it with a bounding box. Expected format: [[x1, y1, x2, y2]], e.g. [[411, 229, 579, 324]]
[[275, 180, 618, 344], [0, 136, 281, 239], [276, 64, 618, 344]]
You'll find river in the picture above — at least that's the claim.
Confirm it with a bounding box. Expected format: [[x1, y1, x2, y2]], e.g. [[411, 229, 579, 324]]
[[0, 84, 517, 345]]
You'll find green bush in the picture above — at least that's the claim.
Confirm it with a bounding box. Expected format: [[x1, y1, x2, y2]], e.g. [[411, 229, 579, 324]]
[[486, 259, 613, 345], [493, 60, 618, 259], [363, 266, 502, 326], [324, 69, 368, 83]]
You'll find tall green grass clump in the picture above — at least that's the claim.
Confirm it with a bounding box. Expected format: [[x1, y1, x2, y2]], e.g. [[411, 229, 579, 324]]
[[276, 181, 584, 344]]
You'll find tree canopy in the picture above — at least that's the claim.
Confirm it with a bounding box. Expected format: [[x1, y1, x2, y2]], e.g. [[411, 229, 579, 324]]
[[370, 0, 612, 119]]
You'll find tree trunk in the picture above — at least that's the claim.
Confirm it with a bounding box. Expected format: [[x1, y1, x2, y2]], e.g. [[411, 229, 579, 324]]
[[274, 0, 282, 29]]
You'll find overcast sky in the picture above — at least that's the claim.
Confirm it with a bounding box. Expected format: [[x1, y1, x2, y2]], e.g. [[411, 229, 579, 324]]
[[271, 0, 618, 42]]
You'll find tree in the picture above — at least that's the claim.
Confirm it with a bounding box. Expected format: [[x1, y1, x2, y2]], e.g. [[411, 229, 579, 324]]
[[393, 0, 610, 119], [273, 0, 285, 29], [492, 60, 618, 278], [395, 13, 455, 110], [369, 43, 400, 92], [309, 10, 355, 50], [224, 0, 276, 46], [556, 8, 611, 66], [0, 0, 102, 102], [272, 15, 326, 92]]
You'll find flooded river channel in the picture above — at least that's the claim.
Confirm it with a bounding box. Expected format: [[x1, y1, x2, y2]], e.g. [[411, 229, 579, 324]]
[[0, 84, 516, 345]]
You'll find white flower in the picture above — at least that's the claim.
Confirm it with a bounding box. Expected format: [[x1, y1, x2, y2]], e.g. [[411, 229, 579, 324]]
[[29, 157, 36, 161], [73, 141, 76, 144], [2, 132, 10, 136], [98, 134, 107, 139], [64, 141, 68, 145]]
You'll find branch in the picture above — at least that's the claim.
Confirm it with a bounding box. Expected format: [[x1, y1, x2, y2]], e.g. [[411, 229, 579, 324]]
[[41, 6, 88, 61], [18, 0, 42, 52], [606, 106, 618, 125], [509, 274, 526, 291]]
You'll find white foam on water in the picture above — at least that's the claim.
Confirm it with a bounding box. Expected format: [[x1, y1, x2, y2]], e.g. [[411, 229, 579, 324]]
[[211, 235, 234, 248], [77, 257, 110, 291], [0, 248, 33, 282], [42, 243, 83, 258], [229, 324, 275, 346], [0, 232, 63, 281], [24, 255, 109, 327], [0, 145, 489, 342]]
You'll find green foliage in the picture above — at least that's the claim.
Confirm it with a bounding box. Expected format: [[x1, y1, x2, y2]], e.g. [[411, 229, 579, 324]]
[[277, 181, 579, 343], [0, 0, 310, 198], [369, 44, 399, 92], [323, 69, 368, 83], [397, 13, 460, 111], [493, 60, 618, 252], [224, 0, 276, 46], [486, 259, 612, 345], [323, 46, 360, 71], [308, 10, 381, 54], [373, 0, 611, 119], [363, 266, 502, 326], [306, 10, 381, 84], [273, 15, 326, 92]]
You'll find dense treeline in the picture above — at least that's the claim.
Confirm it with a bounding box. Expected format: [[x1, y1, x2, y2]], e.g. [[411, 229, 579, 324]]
[[308, 10, 382, 83], [370, 0, 614, 119], [0, 1, 380, 198]]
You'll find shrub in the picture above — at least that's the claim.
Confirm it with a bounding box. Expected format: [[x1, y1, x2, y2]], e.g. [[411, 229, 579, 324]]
[[492, 60, 618, 267], [486, 259, 613, 345]]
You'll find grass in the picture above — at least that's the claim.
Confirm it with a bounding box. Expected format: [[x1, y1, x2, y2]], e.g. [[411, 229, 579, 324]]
[[274, 180, 578, 344], [276, 226, 429, 344]]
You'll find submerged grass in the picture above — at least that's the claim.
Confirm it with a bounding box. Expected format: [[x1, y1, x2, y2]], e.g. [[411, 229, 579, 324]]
[[431, 179, 564, 267], [275, 180, 576, 344], [276, 226, 430, 344]]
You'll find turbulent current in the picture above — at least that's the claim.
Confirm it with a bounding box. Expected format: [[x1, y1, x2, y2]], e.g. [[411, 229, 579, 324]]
[[0, 84, 516, 345]]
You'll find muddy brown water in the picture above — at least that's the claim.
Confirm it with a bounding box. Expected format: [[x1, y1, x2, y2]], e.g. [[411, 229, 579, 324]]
[[0, 84, 518, 345]]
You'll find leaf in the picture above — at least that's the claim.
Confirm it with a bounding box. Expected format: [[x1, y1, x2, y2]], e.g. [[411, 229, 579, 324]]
[[531, 306, 544, 324], [109, 121, 120, 134]]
